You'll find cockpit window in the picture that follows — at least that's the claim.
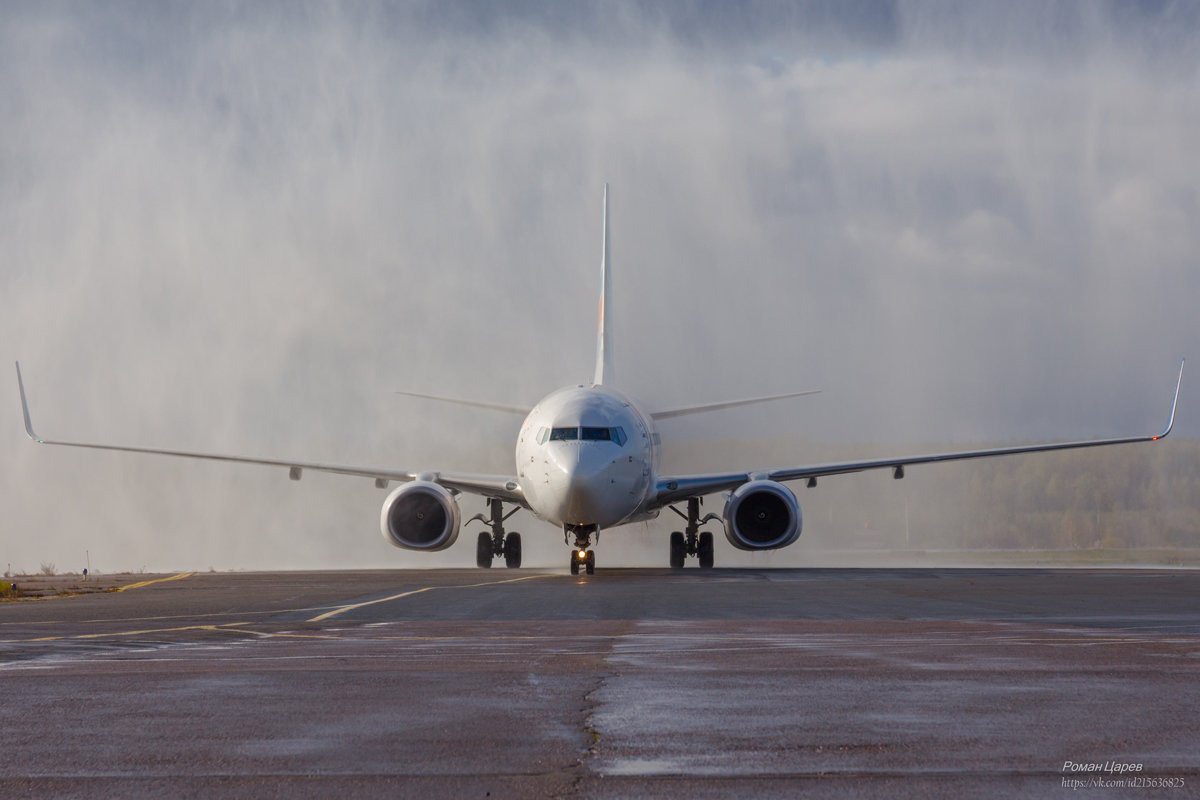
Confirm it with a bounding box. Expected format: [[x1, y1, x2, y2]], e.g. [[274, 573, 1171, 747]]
[[545, 426, 627, 445], [583, 427, 627, 445]]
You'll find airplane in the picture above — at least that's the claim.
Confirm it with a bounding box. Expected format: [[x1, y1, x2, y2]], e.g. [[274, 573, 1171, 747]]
[[16, 186, 1185, 574]]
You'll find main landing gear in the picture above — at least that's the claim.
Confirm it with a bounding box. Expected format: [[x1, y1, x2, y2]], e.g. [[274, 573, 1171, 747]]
[[565, 524, 597, 575], [669, 497, 720, 569], [470, 498, 522, 569]]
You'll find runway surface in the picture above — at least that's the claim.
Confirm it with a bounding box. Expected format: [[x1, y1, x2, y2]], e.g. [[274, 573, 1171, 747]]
[[2, 568, 1198, 798]]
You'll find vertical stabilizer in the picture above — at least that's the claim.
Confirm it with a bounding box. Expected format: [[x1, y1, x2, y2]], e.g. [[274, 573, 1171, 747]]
[[593, 184, 612, 386]]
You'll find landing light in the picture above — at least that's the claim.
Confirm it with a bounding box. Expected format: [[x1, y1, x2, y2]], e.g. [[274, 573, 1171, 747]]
[[576, 550, 588, 560]]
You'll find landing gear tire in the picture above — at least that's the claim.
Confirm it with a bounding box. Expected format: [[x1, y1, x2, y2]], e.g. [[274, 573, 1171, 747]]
[[698, 531, 715, 569], [476, 532, 493, 568], [570, 549, 595, 575], [669, 531, 686, 569], [472, 498, 523, 570], [504, 532, 522, 569], [566, 524, 598, 575]]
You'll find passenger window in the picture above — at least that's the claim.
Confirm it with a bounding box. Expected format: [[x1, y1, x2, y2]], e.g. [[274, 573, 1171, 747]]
[[549, 427, 578, 441]]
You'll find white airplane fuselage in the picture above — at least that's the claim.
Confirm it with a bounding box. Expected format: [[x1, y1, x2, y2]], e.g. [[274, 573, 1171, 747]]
[[516, 385, 660, 529]]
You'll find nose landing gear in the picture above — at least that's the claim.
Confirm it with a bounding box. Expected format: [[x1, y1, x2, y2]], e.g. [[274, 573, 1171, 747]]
[[469, 498, 522, 568], [570, 548, 595, 575], [668, 497, 720, 569], [565, 524, 597, 575]]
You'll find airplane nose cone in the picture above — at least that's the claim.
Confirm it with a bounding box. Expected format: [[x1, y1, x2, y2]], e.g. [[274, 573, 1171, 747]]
[[549, 447, 613, 524], [558, 446, 608, 482]]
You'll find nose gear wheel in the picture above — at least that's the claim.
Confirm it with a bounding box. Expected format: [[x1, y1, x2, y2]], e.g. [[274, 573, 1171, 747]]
[[565, 524, 598, 574]]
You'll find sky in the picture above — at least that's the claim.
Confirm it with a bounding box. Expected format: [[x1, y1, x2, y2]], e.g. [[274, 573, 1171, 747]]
[[1, 1, 1198, 572]]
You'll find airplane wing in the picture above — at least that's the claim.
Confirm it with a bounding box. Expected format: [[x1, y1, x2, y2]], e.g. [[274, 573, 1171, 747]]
[[652, 359, 1184, 508], [16, 363, 527, 507]]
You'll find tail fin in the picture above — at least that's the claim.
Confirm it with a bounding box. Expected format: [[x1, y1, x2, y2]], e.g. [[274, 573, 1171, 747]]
[[593, 183, 612, 386]]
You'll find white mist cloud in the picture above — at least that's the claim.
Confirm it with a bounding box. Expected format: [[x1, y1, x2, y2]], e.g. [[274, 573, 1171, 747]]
[[1, 1, 1196, 571]]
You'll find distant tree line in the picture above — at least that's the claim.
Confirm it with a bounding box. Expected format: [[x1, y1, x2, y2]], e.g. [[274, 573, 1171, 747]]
[[914, 441, 1200, 551]]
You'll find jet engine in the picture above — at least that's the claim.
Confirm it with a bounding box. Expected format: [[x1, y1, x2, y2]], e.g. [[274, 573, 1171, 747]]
[[379, 481, 461, 551], [722, 480, 802, 550]]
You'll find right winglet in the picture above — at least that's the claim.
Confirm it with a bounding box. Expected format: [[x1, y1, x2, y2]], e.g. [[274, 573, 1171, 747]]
[[1154, 358, 1185, 440], [15, 362, 42, 442]]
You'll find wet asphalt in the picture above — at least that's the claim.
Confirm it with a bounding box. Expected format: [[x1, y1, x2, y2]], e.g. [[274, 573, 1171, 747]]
[[1, 567, 1198, 798]]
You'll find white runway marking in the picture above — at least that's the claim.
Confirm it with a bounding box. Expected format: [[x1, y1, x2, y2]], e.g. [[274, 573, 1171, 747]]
[[305, 573, 554, 622]]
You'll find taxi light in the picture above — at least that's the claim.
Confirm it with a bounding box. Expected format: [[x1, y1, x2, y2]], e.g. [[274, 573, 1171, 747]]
[[576, 550, 587, 560]]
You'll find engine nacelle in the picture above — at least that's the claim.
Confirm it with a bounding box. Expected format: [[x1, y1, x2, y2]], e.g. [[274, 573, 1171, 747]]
[[723, 480, 802, 551], [379, 481, 461, 551]]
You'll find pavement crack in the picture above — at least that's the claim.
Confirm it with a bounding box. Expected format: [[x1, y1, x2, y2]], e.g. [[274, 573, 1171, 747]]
[[553, 623, 631, 799], [553, 674, 608, 799], [581, 675, 605, 757]]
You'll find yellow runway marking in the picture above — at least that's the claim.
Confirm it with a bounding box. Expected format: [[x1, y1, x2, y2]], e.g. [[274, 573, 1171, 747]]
[[307, 573, 553, 622], [115, 572, 196, 592], [0, 602, 341, 629], [234, 629, 347, 640], [25, 622, 249, 642]]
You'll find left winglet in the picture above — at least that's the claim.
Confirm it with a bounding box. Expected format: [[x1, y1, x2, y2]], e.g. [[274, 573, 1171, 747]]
[[1154, 357, 1185, 440], [652, 359, 1184, 508], [15, 362, 42, 442]]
